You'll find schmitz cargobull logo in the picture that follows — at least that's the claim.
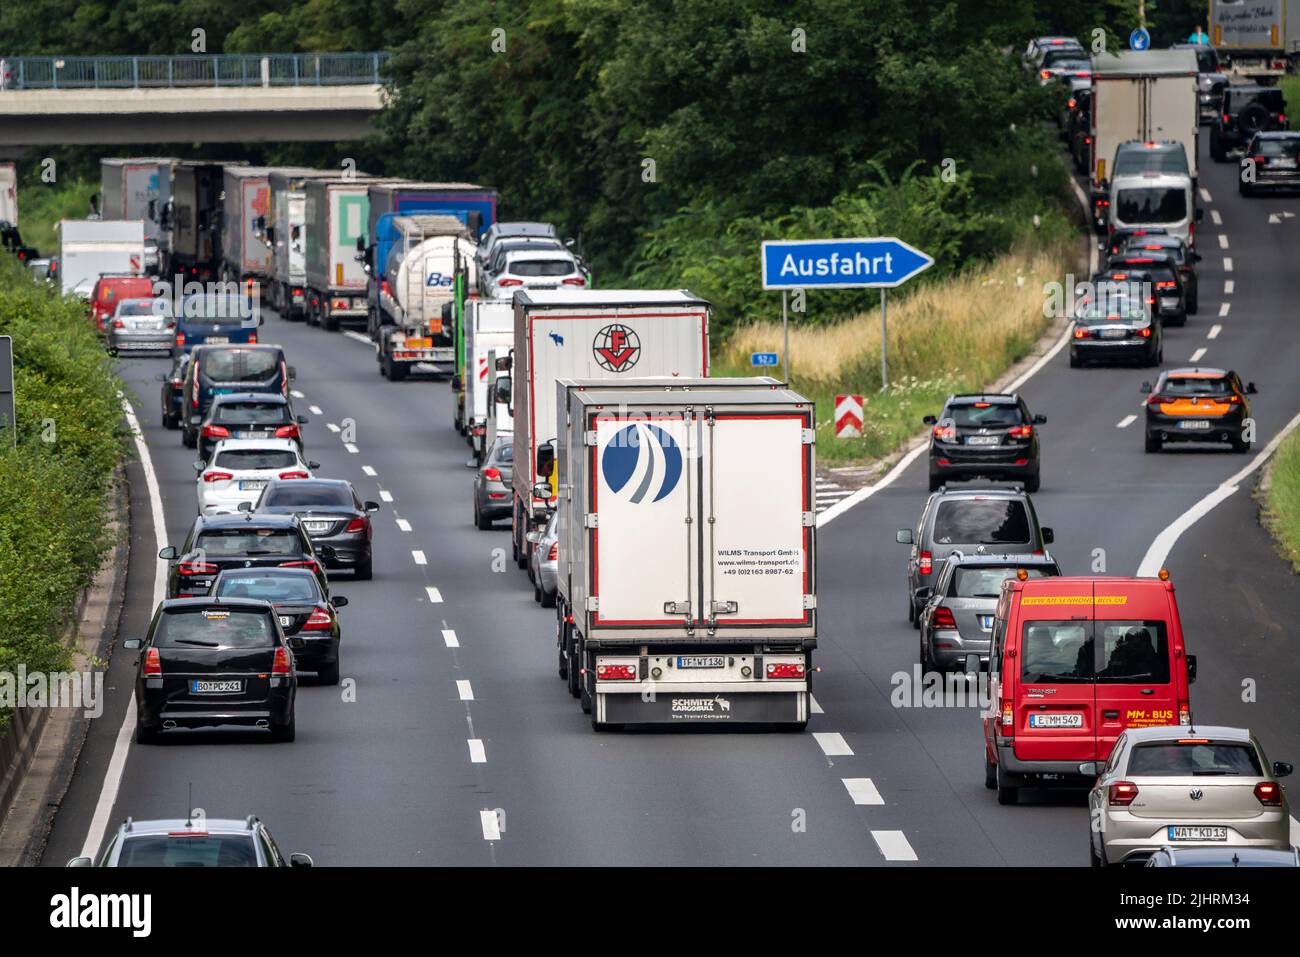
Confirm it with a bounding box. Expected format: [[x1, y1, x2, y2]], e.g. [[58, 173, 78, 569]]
[[593, 323, 641, 372], [602, 422, 682, 503]]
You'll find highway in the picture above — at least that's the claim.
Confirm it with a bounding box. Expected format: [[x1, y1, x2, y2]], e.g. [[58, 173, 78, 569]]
[[40, 132, 1300, 866]]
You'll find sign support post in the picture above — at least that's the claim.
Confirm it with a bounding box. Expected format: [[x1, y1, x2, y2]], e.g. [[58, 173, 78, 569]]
[[880, 289, 888, 392], [781, 290, 789, 384]]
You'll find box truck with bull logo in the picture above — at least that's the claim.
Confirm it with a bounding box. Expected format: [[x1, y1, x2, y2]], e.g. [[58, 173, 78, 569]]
[[508, 289, 710, 569], [552, 379, 817, 730]]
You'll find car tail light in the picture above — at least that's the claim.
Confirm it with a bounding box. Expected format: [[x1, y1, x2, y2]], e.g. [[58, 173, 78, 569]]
[[177, 561, 217, 575], [1139, 328, 1151, 338], [1179, 703, 1190, 725], [766, 662, 806, 679], [1280, 113, 1288, 124], [1252, 154, 1266, 166], [344, 516, 366, 533], [143, 648, 162, 676], [932, 424, 956, 442], [278, 470, 310, 480], [1067, 97, 1076, 109], [176, 331, 186, 348], [497, 278, 523, 287], [292, 287, 303, 296], [332, 299, 347, 310], [301, 609, 333, 631], [931, 606, 957, 629], [1255, 781, 1283, 807], [1001, 702, 1013, 727], [482, 466, 502, 482], [595, 664, 636, 680], [547, 540, 558, 561], [274, 424, 300, 439], [1074, 327, 1091, 339], [1150, 394, 1171, 406], [561, 277, 586, 286], [272, 646, 292, 674], [380, 280, 392, 298], [201, 424, 230, 439], [112, 319, 125, 329], [1007, 425, 1033, 438], [249, 331, 258, 344], [1040, 69, 1051, 79], [202, 470, 234, 483], [918, 550, 933, 575], [279, 560, 319, 573], [1108, 782, 1139, 806], [1155, 280, 1176, 290], [1084, 136, 1091, 145]]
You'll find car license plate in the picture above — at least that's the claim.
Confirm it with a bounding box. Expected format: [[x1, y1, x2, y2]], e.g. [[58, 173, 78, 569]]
[[234, 431, 269, 439], [1028, 712, 1083, 728], [304, 521, 331, 534], [279, 616, 292, 628], [1167, 825, 1227, 842], [1177, 419, 1212, 430], [239, 479, 268, 491], [206, 336, 229, 344], [405, 337, 432, 349], [677, 656, 724, 669], [1275, 158, 1297, 168], [978, 615, 994, 630], [190, 679, 242, 694], [1099, 327, 1128, 339], [1160, 297, 1179, 308], [966, 435, 999, 446]]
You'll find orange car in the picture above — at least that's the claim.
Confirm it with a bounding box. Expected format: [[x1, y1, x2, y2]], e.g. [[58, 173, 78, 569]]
[[1141, 367, 1256, 453]]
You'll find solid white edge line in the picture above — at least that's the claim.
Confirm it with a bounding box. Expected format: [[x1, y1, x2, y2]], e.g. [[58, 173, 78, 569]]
[[81, 400, 165, 859], [842, 777, 885, 805], [457, 680, 474, 701], [872, 830, 918, 862], [1137, 409, 1300, 576]]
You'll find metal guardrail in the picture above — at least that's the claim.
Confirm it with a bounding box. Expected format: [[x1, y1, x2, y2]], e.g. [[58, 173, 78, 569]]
[[0, 52, 390, 90]]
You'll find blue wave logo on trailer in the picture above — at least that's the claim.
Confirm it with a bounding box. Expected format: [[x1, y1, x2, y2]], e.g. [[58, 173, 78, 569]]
[[602, 424, 682, 503]]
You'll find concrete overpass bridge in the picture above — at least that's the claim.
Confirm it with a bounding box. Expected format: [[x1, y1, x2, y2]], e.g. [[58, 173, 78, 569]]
[[0, 53, 390, 148]]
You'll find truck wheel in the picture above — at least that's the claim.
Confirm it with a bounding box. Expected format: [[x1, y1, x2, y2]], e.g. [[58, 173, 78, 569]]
[[388, 360, 408, 381], [556, 609, 568, 680], [321, 308, 339, 332], [995, 763, 1020, 806], [305, 299, 319, 327], [182, 425, 197, 449]]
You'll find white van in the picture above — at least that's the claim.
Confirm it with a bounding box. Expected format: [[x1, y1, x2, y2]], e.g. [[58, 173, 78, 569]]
[[1108, 171, 1201, 248]]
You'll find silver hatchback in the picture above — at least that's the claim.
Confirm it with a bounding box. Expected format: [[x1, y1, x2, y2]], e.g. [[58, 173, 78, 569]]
[[1088, 725, 1294, 867], [106, 296, 173, 355]]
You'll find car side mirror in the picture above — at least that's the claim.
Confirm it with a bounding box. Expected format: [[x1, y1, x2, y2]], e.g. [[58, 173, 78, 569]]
[[1140, 382, 1153, 394], [332, 596, 348, 609], [896, 529, 914, 545], [1273, 761, 1293, 778], [1186, 654, 1198, 684], [289, 852, 314, 868], [237, 501, 252, 512], [66, 857, 93, 867], [526, 531, 542, 544], [296, 415, 308, 425], [308, 461, 320, 470], [922, 415, 938, 426], [1033, 414, 1047, 424], [158, 546, 177, 560], [123, 638, 142, 650], [194, 460, 206, 472], [1247, 382, 1258, 394], [364, 501, 380, 513], [1041, 527, 1055, 545]]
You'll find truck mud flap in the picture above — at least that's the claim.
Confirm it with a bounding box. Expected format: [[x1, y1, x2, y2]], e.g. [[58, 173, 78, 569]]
[[597, 690, 807, 725]]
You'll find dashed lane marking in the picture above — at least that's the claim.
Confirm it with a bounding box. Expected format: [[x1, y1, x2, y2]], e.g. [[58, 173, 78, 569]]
[[309, 405, 322, 415], [1210, 209, 1222, 225], [1224, 257, 1233, 272], [345, 443, 359, 454], [1225, 280, 1234, 294], [1208, 324, 1221, 340], [327, 423, 340, 433], [813, 732, 853, 756], [425, 586, 443, 603], [1190, 347, 1206, 362], [480, 809, 501, 840], [443, 629, 459, 648], [1117, 414, 1137, 429], [457, 680, 474, 701], [396, 518, 412, 532], [872, 830, 918, 862], [1218, 234, 1229, 250], [412, 550, 427, 565], [468, 739, 487, 764], [291, 389, 305, 399], [1199, 187, 1212, 203], [1219, 303, 1230, 318], [842, 778, 885, 805], [810, 695, 824, 715], [379, 490, 394, 502]]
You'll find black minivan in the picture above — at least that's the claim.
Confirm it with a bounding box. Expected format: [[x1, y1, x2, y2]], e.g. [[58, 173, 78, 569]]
[[125, 597, 298, 743], [180, 344, 295, 449]]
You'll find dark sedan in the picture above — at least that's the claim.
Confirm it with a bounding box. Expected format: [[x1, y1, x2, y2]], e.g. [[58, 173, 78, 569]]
[[1106, 252, 1187, 325], [123, 597, 297, 743], [1070, 291, 1161, 368], [198, 392, 307, 463], [210, 567, 347, 684], [1241, 132, 1300, 195], [249, 478, 378, 580], [161, 512, 331, 598], [1120, 234, 1200, 314], [157, 352, 192, 430], [922, 394, 1044, 492]]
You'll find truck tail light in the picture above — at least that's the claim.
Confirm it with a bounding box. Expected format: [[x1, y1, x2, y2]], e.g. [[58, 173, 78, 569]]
[[766, 662, 806, 679], [1001, 702, 1013, 727], [918, 550, 933, 575], [201, 424, 230, 439], [1255, 781, 1283, 807], [249, 331, 258, 344], [1108, 782, 1139, 807], [202, 470, 234, 483], [143, 648, 162, 676], [301, 609, 333, 632], [177, 561, 217, 576], [931, 606, 957, 629], [272, 646, 293, 674], [595, 664, 636, 680], [344, 516, 366, 533]]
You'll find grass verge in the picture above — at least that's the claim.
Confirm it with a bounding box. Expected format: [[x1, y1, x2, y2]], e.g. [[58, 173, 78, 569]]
[[1263, 427, 1300, 572], [714, 238, 1073, 468]]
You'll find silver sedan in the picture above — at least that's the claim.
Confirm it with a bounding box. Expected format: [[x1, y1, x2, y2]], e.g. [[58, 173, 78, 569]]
[[106, 297, 173, 355], [527, 509, 559, 608], [1088, 725, 1294, 867]]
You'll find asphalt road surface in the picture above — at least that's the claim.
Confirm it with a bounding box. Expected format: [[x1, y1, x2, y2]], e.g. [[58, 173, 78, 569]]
[[41, 133, 1300, 866]]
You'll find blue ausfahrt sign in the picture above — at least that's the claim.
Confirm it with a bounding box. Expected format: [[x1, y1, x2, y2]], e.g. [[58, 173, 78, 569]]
[[760, 237, 933, 290]]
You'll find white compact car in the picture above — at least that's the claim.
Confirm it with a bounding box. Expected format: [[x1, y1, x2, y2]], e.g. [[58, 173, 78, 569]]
[[196, 438, 318, 515], [486, 248, 586, 298]]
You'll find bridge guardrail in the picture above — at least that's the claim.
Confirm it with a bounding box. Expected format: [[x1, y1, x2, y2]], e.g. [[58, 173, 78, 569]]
[[0, 52, 390, 90]]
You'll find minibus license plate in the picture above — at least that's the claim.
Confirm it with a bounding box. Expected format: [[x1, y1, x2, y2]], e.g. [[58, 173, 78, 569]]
[[1029, 713, 1082, 728]]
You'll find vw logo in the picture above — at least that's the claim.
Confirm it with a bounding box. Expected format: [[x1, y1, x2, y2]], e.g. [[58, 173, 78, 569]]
[[602, 423, 682, 503], [1189, 788, 1203, 801]]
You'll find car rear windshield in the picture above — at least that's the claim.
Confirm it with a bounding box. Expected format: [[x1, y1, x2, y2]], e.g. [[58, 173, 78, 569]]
[[213, 448, 298, 470], [947, 402, 1024, 429], [214, 574, 320, 603], [1076, 300, 1147, 324], [117, 299, 165, 317], [116, 834, 259, 867], [1114, 149, 1189, 177], [1125, 240, 1186, 264], [183, 296, 255, 323], [1021, 621, 1093, 682], [201, 350, 279, 382], [1128, 742, 1262, 777], [932, 500, 1032, 545], [1042, 49, 1083, 67], [510, 259, 575, 277], [1163, 375, 1230, 396], [1116, 187, 1187, 224], [1256, 137, 1300, 158], [1231, 89, 1284, 111], [214, 401, 290, 424], [1019, 620, 1170, 683], [262, 485, 353, 508], [153, 607, 275, 649], [1097, 621, 1170, 683], [196, 527, 302, 557], [490, 441, 514, 464], [98, 280, 153, 301], [949, 565, 1054, 598]]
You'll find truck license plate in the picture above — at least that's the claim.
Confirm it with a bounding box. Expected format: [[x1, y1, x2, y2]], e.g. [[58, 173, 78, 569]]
[[678, 656, 724, 669], [1028, 713, 1083, 728], [405, 337, 432, 349], [1167, 825, 1227, 841]]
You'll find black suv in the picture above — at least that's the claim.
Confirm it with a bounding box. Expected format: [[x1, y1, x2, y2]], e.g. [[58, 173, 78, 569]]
[[922, 394, 1045, 492], [160, 512, 331, 598], [1210, 86, 1287, 161], [1240, 131, 1300, 195], [197, 392, 307, 462], [180, 344, 295, 449]]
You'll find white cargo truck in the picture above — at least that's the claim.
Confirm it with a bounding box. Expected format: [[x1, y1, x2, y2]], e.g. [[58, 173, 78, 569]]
[[264, 169, 338, 320], [100, 158, 174, 244], [0, 162, 17, 226], [552, 378, 816, 730], [1089, 50, 1199, 231], [220, 166, 277, 286], [508, 289, 711, 569], [485, 347, 514, 456], [58, 219, 145, 298], [303, 177, 375, 331], [461, 297, 514, 457], [1211, 0, 1300, 77]]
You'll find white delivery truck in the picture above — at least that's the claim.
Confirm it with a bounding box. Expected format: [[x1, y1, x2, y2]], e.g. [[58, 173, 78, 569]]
[[303, 176, 376, 330], [0, 162, 17, 226], [264, 169, 338, 320], [552, 378, 816, 730], [461, 297, 514, 456], [58, 219, 145, 298], [1211, 0, 1300, 78], [374, 214, 477, 381], [220, 166, 277, 287], [509, 289, 711, 569], [484, 347, 514, 456], [100, 158, 174, 245], [1089, 49, 1199, 231]]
